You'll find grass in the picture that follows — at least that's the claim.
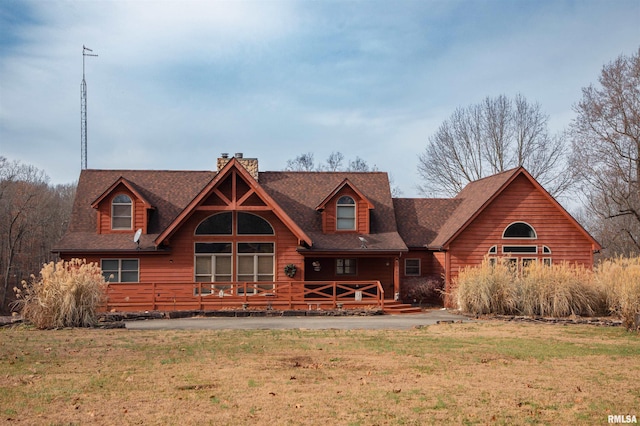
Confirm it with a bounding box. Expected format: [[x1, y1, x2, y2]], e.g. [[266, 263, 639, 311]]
[[1, 321, 639, 425]]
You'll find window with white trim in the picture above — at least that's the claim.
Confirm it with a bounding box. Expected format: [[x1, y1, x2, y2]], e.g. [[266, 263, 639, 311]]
[[336, 196, 356, 230], [237, 243, 274, 282], [195, 243, 232, 282], [111, 194, 132, 230], [405, 259, 421, 276], [101, 259, 139, 282]]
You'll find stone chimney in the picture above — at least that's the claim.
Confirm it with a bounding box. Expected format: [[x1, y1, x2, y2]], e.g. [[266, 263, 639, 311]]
[[217, 152, 259, 181]]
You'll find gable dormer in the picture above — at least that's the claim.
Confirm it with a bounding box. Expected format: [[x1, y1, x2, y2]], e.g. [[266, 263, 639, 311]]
[[91, 177, 154, 235], [316, 179, 374, 234]]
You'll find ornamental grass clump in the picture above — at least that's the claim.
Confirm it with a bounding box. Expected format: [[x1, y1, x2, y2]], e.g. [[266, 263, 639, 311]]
[[455, 258, 517, 315], [13, 259, 107, 329], [596, 256, 640, 330], [455, 258, 605, 317], [516, 261, 603, 317]]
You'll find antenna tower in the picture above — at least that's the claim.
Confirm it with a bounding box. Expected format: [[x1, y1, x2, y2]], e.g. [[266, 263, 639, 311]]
[[81, 45, 98, 170]]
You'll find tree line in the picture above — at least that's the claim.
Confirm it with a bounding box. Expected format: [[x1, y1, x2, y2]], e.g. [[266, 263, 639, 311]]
[[0, 157, 76, 313], [1, 47, 637, 311]]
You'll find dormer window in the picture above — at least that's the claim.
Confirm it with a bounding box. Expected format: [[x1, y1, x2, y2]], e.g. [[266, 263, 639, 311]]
[[112, 194, 132, 230], [336, 196, 356, 230]]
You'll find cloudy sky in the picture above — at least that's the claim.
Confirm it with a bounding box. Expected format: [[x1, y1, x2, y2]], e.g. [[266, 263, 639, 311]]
[[1, 0, 638, 197]]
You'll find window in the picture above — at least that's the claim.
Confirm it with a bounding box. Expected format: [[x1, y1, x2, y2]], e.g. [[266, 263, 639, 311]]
[[195, 243, 233, 295], [237, 243, 274, 294], [195, 212, 233, 235], [488, 245, 498, 254], [194, 213, 275, 292], [336, 258, 356, 275], [405, 259, 421, 276], [111, 194, 132, 230], [195, 243, 232, 281], [543, 246, 551, 254], [503, 245, 538, 254], [336, 196, 356, 230], [101, 259, 139, 282], [237, 243, 274, 282], [503, 222, 537, 239], [237, 212, 274, 235], [543, 258, 552, 266]]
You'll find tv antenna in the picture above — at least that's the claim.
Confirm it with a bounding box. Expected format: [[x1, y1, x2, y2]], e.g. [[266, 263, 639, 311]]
[[81, 45, 98, 170]]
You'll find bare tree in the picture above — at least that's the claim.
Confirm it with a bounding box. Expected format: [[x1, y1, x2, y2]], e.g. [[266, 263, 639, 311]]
[[417, 94, 569, 197], [570, 47, 640, 255], [325, 151, 344, 171], [347, 156, 377, 172], [285, 152, 316, 171], [283, 152, 397, 193]]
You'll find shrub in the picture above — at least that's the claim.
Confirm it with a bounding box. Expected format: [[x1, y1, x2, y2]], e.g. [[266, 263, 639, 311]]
[[400, 276, 444, 306], [596, 256, 640, 330], [13, 259, 107, 329]]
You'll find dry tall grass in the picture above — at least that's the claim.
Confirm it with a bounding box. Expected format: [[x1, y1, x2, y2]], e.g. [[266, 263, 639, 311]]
[[455, 258, 516, 315], [13, 259, 107, 329], [595, 256, 640, 330], [455, 258, 605, 318]]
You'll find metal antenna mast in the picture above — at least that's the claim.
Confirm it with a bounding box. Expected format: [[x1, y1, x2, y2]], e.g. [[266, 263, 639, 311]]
[[81, 45, 98, 170]]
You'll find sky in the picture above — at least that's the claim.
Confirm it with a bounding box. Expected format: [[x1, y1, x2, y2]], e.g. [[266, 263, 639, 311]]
[[0, 0, 639, 198]]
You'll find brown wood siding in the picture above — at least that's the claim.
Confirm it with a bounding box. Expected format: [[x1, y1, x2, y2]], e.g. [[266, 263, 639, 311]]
[[445, 174, 595, 298]]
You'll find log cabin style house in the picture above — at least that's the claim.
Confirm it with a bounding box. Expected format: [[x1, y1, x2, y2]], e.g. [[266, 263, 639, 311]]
[[54, 153, 600, 313]]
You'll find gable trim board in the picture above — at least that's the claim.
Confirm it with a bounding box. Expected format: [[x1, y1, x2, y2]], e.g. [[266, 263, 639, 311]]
[[54, 158, 600, 311]]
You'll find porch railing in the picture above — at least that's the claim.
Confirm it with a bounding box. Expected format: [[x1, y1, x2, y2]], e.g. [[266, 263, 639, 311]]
[[104, 280, 385, 312]]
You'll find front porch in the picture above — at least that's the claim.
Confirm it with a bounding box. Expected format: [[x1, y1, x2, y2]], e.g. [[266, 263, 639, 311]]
[[105, 280, 392, 312]]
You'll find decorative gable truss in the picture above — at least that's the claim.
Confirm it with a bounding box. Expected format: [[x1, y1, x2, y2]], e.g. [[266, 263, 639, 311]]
[[91, 177, 155, 234], [155, 158, 312, 248], [315, 179, 375, 234]]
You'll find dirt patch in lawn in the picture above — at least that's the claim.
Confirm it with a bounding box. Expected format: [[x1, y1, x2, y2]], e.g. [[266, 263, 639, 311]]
[[1, 322, 638, 425]]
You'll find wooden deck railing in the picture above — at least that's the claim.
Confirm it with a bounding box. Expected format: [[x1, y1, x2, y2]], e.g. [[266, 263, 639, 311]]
[[104, 280, 385, 312]]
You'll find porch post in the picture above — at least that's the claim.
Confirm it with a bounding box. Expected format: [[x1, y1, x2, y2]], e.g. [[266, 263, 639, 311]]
[[393, 257, 400, 301]]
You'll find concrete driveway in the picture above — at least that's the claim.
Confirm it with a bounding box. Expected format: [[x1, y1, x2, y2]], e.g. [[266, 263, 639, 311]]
[[125, 309, 472, 330]]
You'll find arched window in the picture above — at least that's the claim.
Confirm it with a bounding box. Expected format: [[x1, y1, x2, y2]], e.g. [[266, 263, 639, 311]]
[[195, 212, 233, 235], [237, 212, 274, 235], [336, 196, 356, 230], [503, 222, 537, 239], [112, 194, 132, 230]]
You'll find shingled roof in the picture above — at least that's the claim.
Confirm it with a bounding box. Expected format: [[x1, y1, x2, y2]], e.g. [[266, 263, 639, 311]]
[[55, 168, 408, 253], [428, 168, 521, 249], [55, 169, 215, 252], [57, 165, 596, 255], [259, 171, 407, 252]]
